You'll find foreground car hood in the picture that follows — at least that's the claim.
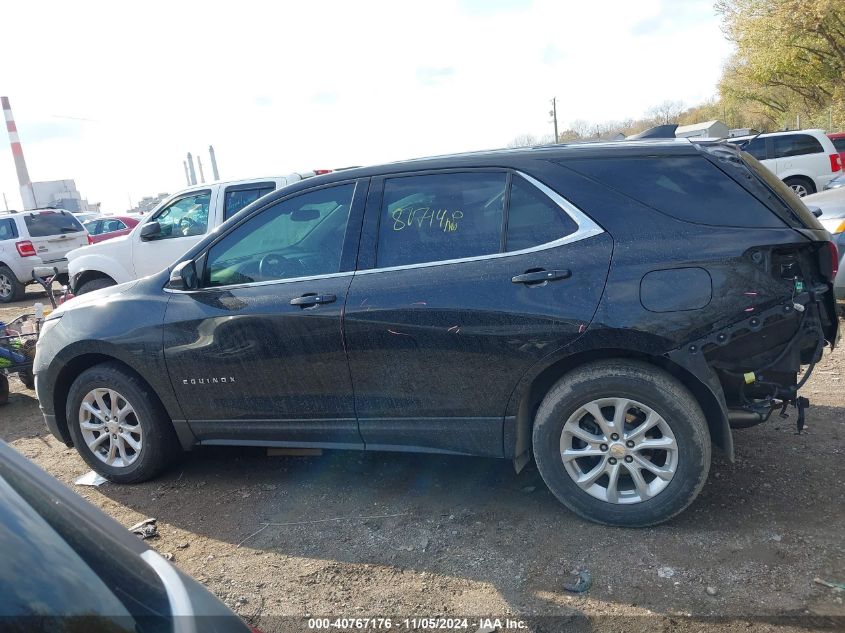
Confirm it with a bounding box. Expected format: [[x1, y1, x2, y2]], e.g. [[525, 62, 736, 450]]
[[52, 279, 140, 317]]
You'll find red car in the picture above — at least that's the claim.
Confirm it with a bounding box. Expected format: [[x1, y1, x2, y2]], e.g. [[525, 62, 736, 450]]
[[828, 132, 845, 167], [83, 215, 140, 243]]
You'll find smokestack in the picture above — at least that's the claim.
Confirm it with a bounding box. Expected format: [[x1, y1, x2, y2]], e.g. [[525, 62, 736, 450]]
[[183, 161, 190, 186], [208, 145, 220, 180], [187, 152, 197, 185], [197, 156, 205, 183], [2, 97, 36, 209]]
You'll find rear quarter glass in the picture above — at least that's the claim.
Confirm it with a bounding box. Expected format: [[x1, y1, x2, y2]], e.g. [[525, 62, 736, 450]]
[[557, 155, 785, 228]]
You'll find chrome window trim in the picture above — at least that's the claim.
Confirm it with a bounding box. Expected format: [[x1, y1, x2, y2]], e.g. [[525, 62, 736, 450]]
[[165, 170, 603, 293], [357, 171, 603, 276]]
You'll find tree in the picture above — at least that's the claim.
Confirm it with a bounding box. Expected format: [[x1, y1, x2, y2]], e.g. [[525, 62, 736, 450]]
[[717, 0, 845, 129], [507, 133, 541, 148], [647, 100, 685, 125]]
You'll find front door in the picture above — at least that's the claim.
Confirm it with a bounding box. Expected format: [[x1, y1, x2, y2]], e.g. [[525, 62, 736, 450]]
[[344, 170, 612, 456], [133, 189, 213, 278], [163, 180, 366, 447]]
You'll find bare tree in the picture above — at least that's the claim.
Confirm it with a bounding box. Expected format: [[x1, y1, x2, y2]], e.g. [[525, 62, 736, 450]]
[[507, 133, 541, 148], [647, 100, 685, 125]]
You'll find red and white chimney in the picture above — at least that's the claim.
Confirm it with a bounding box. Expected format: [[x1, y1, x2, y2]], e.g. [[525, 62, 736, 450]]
[[1, 97, 36, 209]]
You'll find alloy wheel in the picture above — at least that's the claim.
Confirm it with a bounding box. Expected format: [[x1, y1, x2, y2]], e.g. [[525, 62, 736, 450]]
[[560, 397, 678, 504], [789, 183, 809, 197], [0, 274, 12, 298], [78, 388, 143, 467]]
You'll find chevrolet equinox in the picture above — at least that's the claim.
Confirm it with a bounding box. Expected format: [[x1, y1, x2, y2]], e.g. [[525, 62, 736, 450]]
[[34, 140, 839, 526]]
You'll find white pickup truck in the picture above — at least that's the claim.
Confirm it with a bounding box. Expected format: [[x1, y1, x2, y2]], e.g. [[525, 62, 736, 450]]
[[68, 174, 314, 294]]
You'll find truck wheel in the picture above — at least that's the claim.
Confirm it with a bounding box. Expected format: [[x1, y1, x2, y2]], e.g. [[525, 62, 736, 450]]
[[76, 277, 116, 295], [784, 176, 815, 197], [66, 362, 179, 483], [532, 360, 711, 527], [0, 266, 25, 303]]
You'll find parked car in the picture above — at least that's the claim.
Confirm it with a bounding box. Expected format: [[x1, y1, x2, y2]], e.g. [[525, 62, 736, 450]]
[[728, 129, 842, 196], [0, 209, 89, 303], [67, 174, 320, 295], [0, 440, 253, 631], [84, 215, 140, 243], [35, 141, 839, 527], [828, 131, 845, 168], [822, 172, 845, 190], [804, 187, 845, 313]]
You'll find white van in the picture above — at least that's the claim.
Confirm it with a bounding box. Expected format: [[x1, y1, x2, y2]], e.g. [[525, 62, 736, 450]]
[[67, 174, 315, 294], [728, 129, 842, 197]]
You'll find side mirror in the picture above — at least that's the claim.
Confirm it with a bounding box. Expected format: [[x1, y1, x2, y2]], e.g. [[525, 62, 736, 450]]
[[168, 260, 199, 291], [808, 206, 823, 218], [140, 221, 162, 241]]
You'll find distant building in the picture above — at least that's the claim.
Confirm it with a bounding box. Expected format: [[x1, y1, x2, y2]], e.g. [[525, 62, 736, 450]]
[[130, 192, 169, 215], [675, 120, 730, 139], [31, 179, 96, 212]]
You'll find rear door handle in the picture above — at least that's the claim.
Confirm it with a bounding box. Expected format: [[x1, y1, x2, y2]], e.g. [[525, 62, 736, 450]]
[[511, 269, 571, 285], [290, 293, 337, 307]]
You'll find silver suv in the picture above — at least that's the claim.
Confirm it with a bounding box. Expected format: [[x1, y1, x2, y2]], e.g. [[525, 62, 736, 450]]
[[0, 209, 89, 303]]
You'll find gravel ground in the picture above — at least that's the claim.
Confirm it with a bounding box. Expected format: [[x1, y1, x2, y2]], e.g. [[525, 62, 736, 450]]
[[1, 287, 843, 632]]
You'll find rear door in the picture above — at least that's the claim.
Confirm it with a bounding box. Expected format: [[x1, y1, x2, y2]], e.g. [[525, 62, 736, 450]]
[[344, 169, 612, 456], [772, 134, 826, 184], [21, 210, 88, 264]]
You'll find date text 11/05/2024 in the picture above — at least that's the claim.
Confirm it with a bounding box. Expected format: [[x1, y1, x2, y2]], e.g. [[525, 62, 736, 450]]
[[307, 617, 527, 629]]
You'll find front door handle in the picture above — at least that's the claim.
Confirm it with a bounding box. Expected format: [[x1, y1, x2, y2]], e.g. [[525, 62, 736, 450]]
[[511, 269, 571, 285], [290, 293, 337, 307]]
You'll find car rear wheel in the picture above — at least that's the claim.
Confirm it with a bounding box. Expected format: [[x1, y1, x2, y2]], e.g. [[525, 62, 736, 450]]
[[532, 360, 711, 527], [76, 277, 117, 295], [784, 176, 815, 198], [0, 266, 25, 303], [66, 362, 179, 483]]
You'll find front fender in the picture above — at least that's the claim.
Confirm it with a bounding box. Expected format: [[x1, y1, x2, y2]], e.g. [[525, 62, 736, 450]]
[[68, 249, 134, 289]]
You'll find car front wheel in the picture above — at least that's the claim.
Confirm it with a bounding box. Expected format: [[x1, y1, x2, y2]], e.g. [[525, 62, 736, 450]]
[[532, 360, 711, 527], [66, 362, 178, 483]]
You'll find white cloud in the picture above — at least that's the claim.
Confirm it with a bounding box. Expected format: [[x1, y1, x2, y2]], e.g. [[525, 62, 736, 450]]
[[0, 0, 732, 211]]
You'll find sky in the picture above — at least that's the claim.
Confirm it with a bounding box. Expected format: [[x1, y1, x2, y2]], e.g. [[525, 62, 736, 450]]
[[0, 0, 733, 212]]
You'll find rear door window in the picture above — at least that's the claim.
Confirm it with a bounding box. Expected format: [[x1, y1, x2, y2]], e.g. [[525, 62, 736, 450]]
[[772, 134, 823, 158], [376, 172, 506, 268], [728, 137, 767, 160], [23, 211, 85, 237], [223, 183, 277, 220], [562, 156, 785, 228], [506, 175, 577, 251]]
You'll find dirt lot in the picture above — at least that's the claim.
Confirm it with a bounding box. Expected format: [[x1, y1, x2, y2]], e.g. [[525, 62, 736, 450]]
[[1, 287, 844, 632]]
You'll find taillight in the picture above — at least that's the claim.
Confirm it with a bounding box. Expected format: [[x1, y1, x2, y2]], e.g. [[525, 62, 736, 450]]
[[829, 241, 839, 279], [313, 169, 332, 175], [830, 153, 842, 173], [15, 240, 37, 257], [87, 234, 94, 245]]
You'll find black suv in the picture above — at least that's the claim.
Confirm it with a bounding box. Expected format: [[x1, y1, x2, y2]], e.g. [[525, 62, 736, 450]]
[[34, 140, 839, 526]]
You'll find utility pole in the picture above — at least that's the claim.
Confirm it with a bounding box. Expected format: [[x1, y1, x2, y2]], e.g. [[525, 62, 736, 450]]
[[549, 97, 559, 143]]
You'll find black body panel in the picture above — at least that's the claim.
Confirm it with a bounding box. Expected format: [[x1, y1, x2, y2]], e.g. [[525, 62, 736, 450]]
[[33, 140, 838, 464]]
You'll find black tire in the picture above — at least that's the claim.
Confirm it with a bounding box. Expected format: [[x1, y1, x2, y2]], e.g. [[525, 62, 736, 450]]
[[532, 359, 711, 527], [0, 375, 8, 405], [66, 362, 179, 483], [76, 277, 117, 295], [784, 176, 815, 198], [0, 265, 25, 303]]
